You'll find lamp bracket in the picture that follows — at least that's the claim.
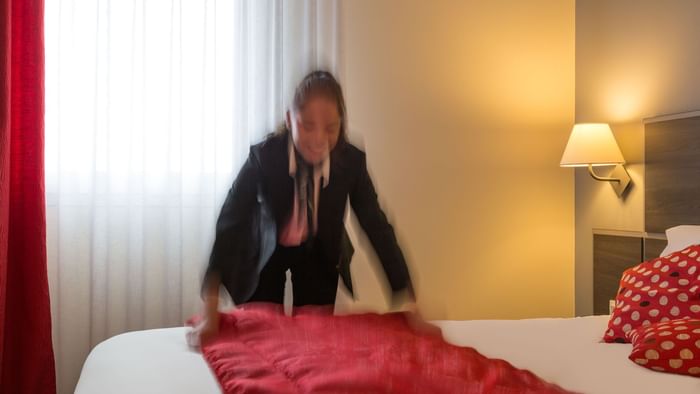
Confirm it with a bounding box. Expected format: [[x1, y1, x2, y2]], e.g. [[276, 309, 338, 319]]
[[587, 164, 631, 197]]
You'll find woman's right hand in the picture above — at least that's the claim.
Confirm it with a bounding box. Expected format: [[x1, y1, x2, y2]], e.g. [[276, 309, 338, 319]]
[[188, 311, 220, 350], [198, 312, 220, 345], [188, 286, 221, 350], [202, 280, 223, 345]]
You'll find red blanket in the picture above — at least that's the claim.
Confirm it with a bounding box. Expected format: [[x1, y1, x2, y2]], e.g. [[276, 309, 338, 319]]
[[188, 303, 573, 394]]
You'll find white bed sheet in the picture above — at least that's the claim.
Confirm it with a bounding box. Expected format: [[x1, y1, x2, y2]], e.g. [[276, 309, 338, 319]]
[[75, 315, 700, 394], [434, 315, 699, 394], [74, 326, 221, 394]]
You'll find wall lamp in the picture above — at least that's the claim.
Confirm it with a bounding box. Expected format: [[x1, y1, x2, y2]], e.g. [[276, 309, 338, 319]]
[[560, 123, 632, 197]]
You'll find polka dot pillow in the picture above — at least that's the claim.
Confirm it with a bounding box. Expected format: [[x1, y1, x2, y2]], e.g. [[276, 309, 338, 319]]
[[603, 244, 700, 343], [627, 318, 700, 377]]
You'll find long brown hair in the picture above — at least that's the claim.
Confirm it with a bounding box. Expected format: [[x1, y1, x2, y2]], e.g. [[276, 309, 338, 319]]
[[276, 70, 348, 143]]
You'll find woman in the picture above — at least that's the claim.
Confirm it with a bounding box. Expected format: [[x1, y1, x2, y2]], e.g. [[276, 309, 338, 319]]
[[196, 71, 415, 344]]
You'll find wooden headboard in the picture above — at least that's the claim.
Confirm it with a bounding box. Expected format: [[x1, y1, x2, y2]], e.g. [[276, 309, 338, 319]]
[[645, 114, 700, 233], [591, 112, 700, 315]]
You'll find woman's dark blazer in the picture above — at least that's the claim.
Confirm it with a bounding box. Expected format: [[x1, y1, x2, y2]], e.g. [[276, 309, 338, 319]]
[[202, 132, 413, 305]]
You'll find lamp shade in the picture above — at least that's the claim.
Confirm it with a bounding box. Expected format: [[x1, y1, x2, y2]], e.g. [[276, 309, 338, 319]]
[[560, 123, 625, 167]]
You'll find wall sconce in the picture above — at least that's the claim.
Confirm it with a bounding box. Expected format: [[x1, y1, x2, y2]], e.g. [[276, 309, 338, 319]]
[[560, 123, 632, 197]]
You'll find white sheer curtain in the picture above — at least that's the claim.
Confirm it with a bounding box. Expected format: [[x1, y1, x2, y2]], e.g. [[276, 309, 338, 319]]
[[44, 1, 340, 392]]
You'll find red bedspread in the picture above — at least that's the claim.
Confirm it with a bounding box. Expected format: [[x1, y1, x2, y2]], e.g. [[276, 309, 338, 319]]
[[188, 303, 573, 394]]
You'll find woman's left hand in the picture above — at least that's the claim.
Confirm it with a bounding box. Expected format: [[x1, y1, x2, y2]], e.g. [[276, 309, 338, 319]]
[[402, 302, 438, 335]]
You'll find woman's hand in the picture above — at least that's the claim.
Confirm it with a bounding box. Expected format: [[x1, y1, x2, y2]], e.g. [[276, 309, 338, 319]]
[[188, 287, 222, 350], [199, 312, 220, 344], [187, 311, 220, 350], [403, 302, 437, 335]]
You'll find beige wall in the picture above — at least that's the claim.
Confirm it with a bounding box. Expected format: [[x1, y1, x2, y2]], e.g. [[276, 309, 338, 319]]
[[337, 0, 575, 320], [575, 0, 700, 315]]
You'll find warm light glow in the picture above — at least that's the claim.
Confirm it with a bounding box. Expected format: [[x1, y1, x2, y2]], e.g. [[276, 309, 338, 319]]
[[560, 123, 625, 167]]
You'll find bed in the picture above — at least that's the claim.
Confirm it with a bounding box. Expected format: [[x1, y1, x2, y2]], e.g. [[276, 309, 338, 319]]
[[74, 314, 700, 394], [75, 113, 700, 393]]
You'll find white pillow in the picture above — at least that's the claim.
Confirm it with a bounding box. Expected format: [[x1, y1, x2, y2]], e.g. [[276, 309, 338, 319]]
[[660, 225, 700, 257]]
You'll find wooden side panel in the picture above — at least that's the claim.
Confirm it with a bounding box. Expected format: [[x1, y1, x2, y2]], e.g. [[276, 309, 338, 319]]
[[593, 235, 642, 315]]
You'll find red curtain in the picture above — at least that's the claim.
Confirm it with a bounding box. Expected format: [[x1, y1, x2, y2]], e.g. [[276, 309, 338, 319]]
[[0, 0, 56, 393]]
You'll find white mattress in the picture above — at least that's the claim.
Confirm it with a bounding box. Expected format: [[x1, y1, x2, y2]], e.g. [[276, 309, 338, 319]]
[[75, 315, 700, 394]]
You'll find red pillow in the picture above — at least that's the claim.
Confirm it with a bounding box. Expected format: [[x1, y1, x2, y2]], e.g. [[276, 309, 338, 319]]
[[603, 244, 700, 343], [627, 318, 700, 377]]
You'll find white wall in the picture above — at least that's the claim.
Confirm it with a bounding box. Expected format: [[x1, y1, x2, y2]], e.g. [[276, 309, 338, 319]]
[[339, 0, 575, 320], [575, 0, 700, 315]]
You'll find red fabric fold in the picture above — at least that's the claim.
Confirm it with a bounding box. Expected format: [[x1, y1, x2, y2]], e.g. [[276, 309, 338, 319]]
[[189, 304, 573, 394], [0, 0, 56, 392]]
